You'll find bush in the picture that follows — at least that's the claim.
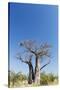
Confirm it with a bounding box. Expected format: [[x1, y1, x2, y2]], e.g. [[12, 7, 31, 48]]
[[40, 72, 48, 85], [8, 71, 27, 87], [40, 72, 58, 85], [48, 73, 55, 82]]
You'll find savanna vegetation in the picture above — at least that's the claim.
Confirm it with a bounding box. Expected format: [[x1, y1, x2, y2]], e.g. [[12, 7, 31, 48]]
[[8, 71, 58, 87]]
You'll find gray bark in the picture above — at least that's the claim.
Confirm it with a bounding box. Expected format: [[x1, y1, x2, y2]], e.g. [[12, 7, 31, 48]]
[[35, 56, 40, 84]]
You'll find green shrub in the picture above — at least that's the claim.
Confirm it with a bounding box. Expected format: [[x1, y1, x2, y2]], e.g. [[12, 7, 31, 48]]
[[40, 72, 48, 85], [40, 72, 58, 85], [8, 71, 27, 87]]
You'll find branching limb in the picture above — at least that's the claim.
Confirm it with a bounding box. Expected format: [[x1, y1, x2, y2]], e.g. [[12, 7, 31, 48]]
[[16, 55, 29, 64], [19, 41, 37, 55], [38, 49, 51, 58], [40, 59, 51, 70], [16, 53, 33, 65]]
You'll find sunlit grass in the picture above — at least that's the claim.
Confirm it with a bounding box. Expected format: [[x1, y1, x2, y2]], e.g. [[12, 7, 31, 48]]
[[8, 71, 58, 88]]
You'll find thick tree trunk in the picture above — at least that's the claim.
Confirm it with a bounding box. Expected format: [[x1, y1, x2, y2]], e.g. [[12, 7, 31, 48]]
[[28, 65, 32, 84], [32, 67, 35, 82], [35, 56, 40, 84]]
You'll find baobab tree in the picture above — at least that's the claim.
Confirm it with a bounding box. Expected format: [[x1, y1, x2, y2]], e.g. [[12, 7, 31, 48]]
[[16, 53, 35, 84], [19, 40, 51, 84]]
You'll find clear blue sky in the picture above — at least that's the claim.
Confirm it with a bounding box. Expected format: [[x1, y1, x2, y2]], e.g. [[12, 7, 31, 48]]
[[8, 3, 58, 75]]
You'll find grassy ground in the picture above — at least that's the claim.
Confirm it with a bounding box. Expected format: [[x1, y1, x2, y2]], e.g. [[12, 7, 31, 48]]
[[9, 79, 58, 88], [9, 71, 58, 88]]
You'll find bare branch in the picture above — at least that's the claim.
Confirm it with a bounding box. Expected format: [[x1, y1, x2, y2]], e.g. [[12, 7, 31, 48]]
[[19, 41, 51, 57], [19, 41, 36, 55], [37, 49, 51, 58], [40, 42, 51, 50], [16, 54, 29, 64], [37, 43, 51, 55], [16, 53, 33, 65], [40, 59, 51, 70]]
